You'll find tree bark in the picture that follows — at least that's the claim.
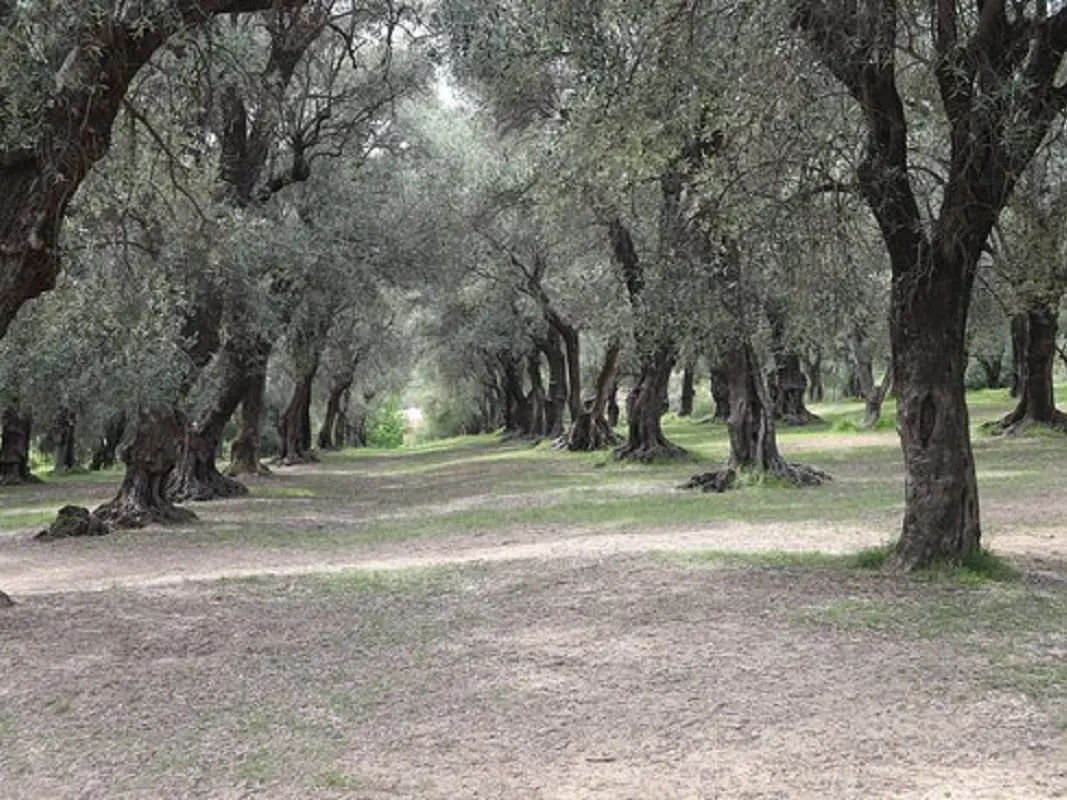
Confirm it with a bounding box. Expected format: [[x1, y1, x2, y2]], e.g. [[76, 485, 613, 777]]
[[0, 407, 39, 485], [708, 360, 731, 422], [1009, 313, 1027, 398], [538, 329, 568, 439], [773, 352, 820, 425], [684, 341, 829, 492], [860, 365, 892, 430], [94, 410, 197, 529], [991, 301, 1066, 433], [228, 365, 271, 478], [523, 350, 547, 438], [565, 340, 621, 451], [50, 409, 77, 473], [615, 345, 685, 461], [805, 351, 824, 403], [317, 371, 355, 450], [558, 324, 582, 424], [278, 359, 320, 465], [606, 381, 620, 428], [679, 362, 695, 417], [90, 412, 126, 471]]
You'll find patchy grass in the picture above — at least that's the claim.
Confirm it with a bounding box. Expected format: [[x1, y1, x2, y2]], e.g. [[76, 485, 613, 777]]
[[672, 544, 893, 571], [0, 508, 61, 532], [308, 565, 464, 596]]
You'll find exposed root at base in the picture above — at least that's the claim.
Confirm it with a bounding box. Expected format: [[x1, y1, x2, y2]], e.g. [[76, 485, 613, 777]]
[[226, 460, 272, 478], [0, 473, 43, 487], [682, 460, 831, 492], [613, 442, 689, 463], [559, 413, 621, 452], [982, 409, 1067, 437], [169, 471, 249, 502], [93, 500, 198, 530]]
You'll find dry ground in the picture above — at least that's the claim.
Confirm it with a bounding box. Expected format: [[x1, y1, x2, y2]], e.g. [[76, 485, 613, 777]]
[[2, 415, 1067, 798]]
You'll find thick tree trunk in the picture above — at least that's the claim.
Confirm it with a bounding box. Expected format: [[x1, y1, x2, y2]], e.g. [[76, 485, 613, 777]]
[[564, 341, 621, 451], [90, 412, 126, 471], [1009, 313, 1027, 398], [684, 342, 829, 492], [317, 373, 354, 450], [606, 381, 620, 428], [558, 324, 582, 424], [228, 369, 271, 478], [773, 352, 820, 425], [278, 363, 320, 465], [679, 362, 695, 416], [0, 407, 39, 485], [890, 263, 981, 571], [538, 329, 568, 439], [708, 361, 730, 422], [991, 302, 1066, 434], [51, 409, 77, 473], [615, 345, 685, 461], [169, 340, 251, 501], [523, 351, 547, 438], [94, 411, 197, 529]]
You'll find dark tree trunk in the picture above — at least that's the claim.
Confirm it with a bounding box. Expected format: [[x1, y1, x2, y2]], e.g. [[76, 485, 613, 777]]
[[169, 340, 251, 501], [317, 372, 354, 451], [559, 324, 582, 424], [0, 407, 39, 485], [679, 362, 695, 417], [500, 356, 528, 437], [51, 409, 77, 473], [708, 361, 731, 422], [1009, 313, 1027, 398], [615, 345, 685, 461], [773, 352, 820, 425], [890, 261, 981, 571], [94, 411, 196, 529], [606, 381, 620, 428], [278, 362, 320, 465], [523, 350, 547, 438], [992, 302, 1066, 433], [228, 368, 271, 478], [90, 412, 126, 471], [538, 329, 568, 439], [565, 341, 621, 451], [684, 341, 829, 492]]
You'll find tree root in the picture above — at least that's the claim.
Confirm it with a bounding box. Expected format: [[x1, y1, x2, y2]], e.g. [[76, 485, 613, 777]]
[[36, 505, 111, 540], [983, 408, 1067, 436], [93, 498, 197, 530], [168, 469, 249, 502], [682, 460, 831, 492], [778, 409, 823, 427], [560, 413, 621, 452], [0, 589, 13, 608], [614, 441, 689, 463]]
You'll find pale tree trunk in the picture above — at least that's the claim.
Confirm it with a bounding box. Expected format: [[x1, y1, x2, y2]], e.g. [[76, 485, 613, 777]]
[[860, 365, 893, 429]]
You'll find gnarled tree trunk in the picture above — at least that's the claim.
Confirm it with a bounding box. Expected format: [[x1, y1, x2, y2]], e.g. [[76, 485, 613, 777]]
[[805, 351, 824, 403], [565, 341, 621, 451], [685, 342, 829, 492], [278, 361, 319, 465], [538, 329, 568, 439], [708, 360, 731, 422], [606, 381, 620, 428], [990, 301, 1066, 434], [860, 365, 893, 430], [94, 410, 197, 529], [51, 409, 77, 472], [773, 352, 820, 425], [228, 368, 271, 478], [0, 407, 38, 485], [523, 350, 547, 438], [1009, 313, 1027, 398], [558, 324, 582, 425], [615, 345, 685, 461], [317, 369, 355, 450]]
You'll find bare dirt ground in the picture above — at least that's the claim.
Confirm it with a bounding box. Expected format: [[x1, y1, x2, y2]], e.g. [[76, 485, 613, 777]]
[[2, 441, 1067, 798]]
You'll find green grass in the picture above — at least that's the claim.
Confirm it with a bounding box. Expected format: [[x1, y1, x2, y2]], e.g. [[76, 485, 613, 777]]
[[673, 545, 893, 571], [309, 565, 463, 595], [0, 508, 59, 531]]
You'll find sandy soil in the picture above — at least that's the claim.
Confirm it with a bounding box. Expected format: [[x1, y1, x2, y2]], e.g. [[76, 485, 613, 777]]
[[1, 446, 1066, 798]]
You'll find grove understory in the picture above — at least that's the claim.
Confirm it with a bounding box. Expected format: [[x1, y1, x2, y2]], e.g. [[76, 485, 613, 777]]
[[1, 402, 1066, 798]]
